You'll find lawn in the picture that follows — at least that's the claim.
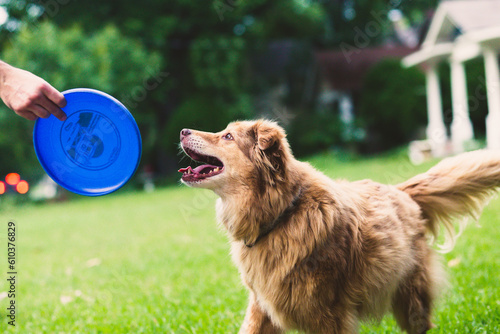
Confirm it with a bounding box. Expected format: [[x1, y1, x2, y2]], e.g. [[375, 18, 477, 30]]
[[0, 149, 499, 333]]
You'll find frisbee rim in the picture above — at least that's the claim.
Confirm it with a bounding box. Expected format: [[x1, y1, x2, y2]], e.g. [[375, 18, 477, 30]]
[[33, 88, 142, 196]]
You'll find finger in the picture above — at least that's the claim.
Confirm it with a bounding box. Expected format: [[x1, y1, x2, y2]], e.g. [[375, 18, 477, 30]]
[[38, 94, 67, 121], [41, 82, 66, 108], [16, 110, 38, 121], [27, 104, 51, 119]]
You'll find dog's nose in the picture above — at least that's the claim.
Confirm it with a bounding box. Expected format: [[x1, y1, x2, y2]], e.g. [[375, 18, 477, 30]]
[[180, 128, 191, 140]]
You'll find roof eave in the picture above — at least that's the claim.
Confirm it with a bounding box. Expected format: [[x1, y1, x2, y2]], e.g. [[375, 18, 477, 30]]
[[402, 43, 454, 67]]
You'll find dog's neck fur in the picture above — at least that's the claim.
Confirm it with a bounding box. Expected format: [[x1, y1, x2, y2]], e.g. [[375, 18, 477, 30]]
[[245, 185, 304, 247], [217, 160, 301, 247]]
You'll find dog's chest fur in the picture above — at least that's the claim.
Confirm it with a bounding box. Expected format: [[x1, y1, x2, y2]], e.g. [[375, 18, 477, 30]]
[[216, 195, 318, 329], [231, 242, 298, 328]]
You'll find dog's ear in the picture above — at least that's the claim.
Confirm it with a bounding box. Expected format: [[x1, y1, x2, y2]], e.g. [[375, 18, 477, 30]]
[[255, 121, 285, 151], [250, 121, 290, 188]]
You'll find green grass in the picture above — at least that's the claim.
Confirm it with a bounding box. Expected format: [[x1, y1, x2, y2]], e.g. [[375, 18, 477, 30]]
[[0, 149, 499, 333]]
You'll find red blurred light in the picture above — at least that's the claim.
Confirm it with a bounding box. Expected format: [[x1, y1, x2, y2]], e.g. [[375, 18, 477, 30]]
[[5, 173, 20, 186], [0, 181, 5, 195], [16, 180, 29, 194]]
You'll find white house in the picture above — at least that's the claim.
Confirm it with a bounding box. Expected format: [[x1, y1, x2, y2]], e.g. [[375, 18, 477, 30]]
[[403, 0, 500, 156]]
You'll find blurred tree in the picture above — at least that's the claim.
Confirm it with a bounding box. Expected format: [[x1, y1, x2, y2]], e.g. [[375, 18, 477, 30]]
[[0, 21, 160, 177], [162, 35, 253, 156], [357, 59, 426, 152], [4, 0, 325, 174], [465, 58, 489, 138], [190, 36, 246, 95], [437, 58, 489, 140], [287, 108, 343, 157], [321, 0, 439, 47], [0, 0, 442, 178]]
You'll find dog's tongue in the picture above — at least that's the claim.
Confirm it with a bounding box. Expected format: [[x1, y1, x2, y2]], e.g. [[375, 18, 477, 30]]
[[178, 165, 218, 174], [178, 166, 193, 174]]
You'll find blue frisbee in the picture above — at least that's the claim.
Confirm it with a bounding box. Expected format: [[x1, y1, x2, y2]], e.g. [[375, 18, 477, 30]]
[[33, 88, 142, 196]]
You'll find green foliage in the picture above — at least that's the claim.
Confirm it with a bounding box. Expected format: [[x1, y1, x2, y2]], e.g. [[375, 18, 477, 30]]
[[322, 0, 440, 47], [287, 109, 343, 157], [0, 0, 447, 176], [0, 107, 35, 175], [164, 35, 254, 159], [164, 93, 253, 156], [2, 22, 161, 103], [190, 36, 246, 94], [0, 21, 161, 176], [438, 58, 489, 138], [252, 0, 326, 40], [464, 58, 489, 137], [14, 0, 328, 174], [23, 0, 325, 42], [357, 59, 427, 152]]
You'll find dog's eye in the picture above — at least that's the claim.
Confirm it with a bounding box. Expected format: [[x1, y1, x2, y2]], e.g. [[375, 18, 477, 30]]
[[223, 133, 234, 141]]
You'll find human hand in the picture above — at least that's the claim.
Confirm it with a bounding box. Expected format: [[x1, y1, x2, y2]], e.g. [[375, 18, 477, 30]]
[[0, 61, 67, 121]]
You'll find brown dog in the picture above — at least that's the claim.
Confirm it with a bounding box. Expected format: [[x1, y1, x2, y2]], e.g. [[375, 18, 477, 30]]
[[179, 120, 500, 334]]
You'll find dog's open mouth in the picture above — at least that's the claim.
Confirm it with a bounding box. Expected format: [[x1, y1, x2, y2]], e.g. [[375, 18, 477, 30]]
[[179, 147, 224, 182]]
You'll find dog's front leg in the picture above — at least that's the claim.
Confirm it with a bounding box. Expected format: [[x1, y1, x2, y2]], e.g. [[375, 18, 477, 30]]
[[239, 292, 284, 334]]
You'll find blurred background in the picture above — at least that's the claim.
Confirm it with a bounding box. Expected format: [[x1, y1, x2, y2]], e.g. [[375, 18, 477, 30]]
[[0, 0, 494, 200], [1, 2, 499, 332]]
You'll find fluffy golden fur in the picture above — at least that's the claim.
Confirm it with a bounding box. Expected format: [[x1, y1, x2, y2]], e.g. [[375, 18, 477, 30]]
[[179, 120, 500, 334]]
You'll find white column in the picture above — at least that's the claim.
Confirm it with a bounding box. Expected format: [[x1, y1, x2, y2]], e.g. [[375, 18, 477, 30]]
[[339, 92, 354, 141], [339, 92, 354, 124], [425, 64, 447, 156], [483, 46, 500, 150], [450, 60, 474, 152]]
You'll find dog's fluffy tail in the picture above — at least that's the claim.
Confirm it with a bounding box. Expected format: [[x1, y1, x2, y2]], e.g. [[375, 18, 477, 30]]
[[398, 150, 500, 251]]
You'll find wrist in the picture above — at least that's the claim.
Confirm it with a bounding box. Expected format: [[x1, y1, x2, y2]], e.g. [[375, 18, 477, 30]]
[[0, 60, 13, 89]]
